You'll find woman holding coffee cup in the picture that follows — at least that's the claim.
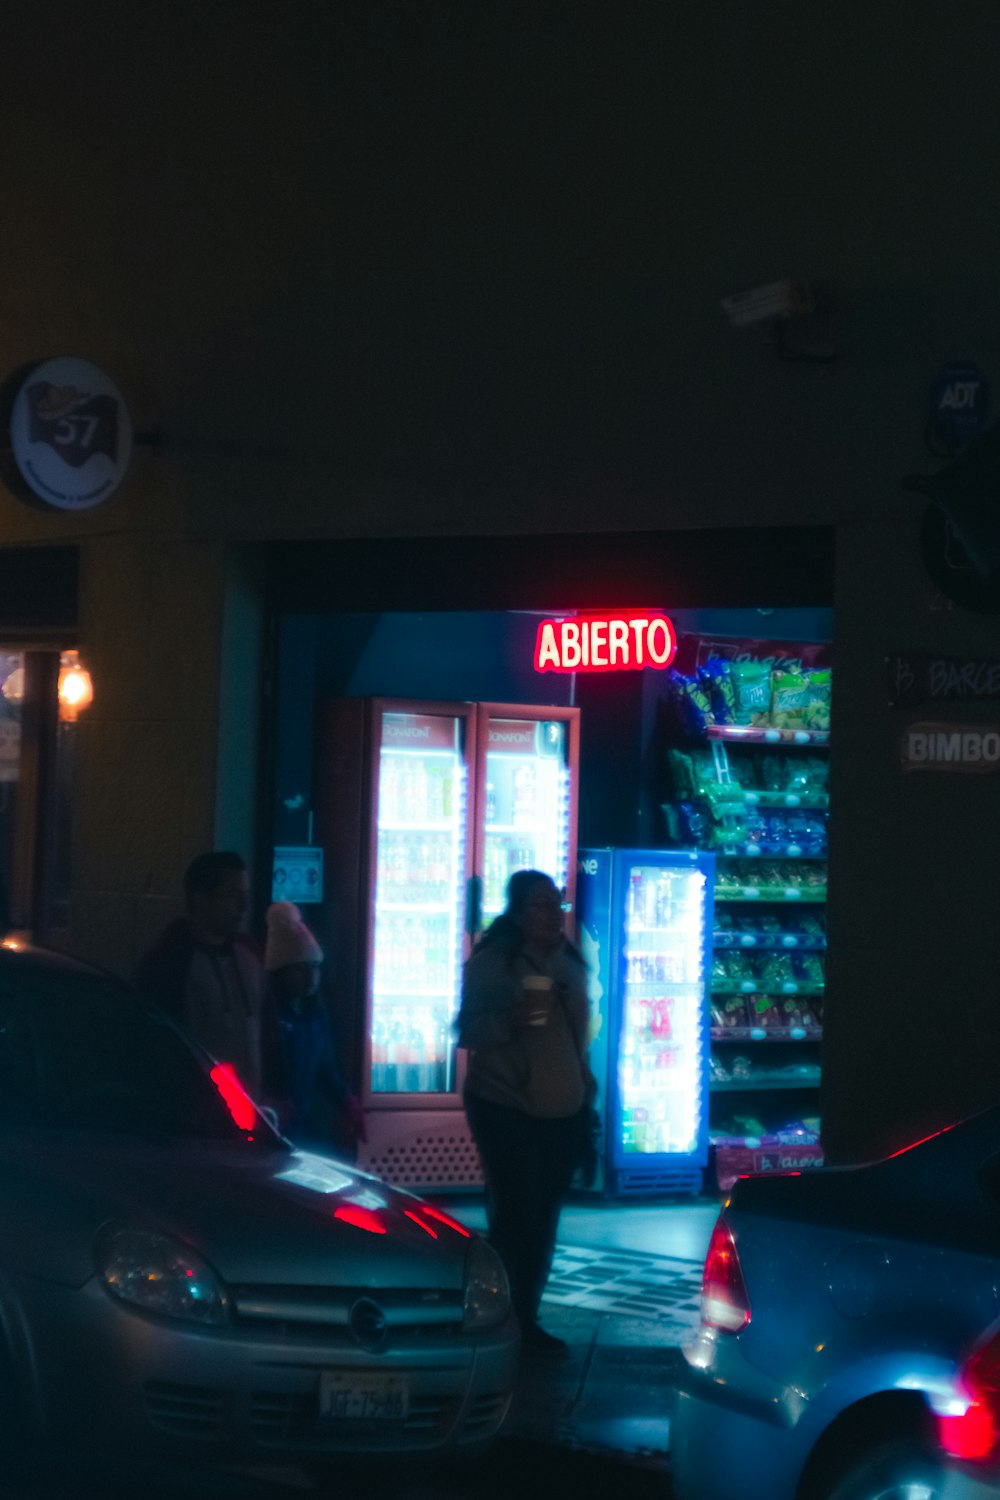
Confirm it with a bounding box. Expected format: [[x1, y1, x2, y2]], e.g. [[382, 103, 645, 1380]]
[[456, 869, 595, 1359]]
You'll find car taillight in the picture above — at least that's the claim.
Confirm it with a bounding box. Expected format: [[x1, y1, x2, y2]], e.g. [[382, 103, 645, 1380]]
[[939, 1330, 1000, 1461], [700, 1216, 751, 1333]]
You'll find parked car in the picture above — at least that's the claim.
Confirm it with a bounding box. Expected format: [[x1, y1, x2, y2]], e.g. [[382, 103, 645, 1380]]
[[671, 1108, 1000, 1500], [0, 944, 517, 1482]]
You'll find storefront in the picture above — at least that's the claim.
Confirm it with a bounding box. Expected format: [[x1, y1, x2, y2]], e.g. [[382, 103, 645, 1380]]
[[263, 528, 835, 1195]]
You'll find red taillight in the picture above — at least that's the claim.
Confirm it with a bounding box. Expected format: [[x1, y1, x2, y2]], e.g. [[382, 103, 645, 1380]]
[[701, 1217, 751, 1333], [940, 1332, 1000, 1461]]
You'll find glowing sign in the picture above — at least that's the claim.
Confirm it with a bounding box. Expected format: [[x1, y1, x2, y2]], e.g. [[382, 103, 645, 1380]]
[[534, 611, 677, 674]]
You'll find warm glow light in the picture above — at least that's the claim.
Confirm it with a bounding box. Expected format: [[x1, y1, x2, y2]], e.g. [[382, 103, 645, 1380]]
[[58, 650, 94, 722], [1, 666, 24, 704]]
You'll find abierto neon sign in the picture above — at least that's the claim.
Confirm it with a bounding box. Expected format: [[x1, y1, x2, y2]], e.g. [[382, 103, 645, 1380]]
[[534, 610, 677, 674]]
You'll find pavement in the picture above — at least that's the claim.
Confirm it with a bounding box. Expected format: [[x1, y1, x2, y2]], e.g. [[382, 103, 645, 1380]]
[[442, 1189, 721, 1468]]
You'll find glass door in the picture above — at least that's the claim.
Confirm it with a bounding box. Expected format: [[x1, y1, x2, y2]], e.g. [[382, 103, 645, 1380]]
[[476, 704, 579, 931], [367, 703, 474, 1101]]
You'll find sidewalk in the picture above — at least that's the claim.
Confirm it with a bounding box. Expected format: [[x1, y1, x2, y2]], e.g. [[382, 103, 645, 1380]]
[[450, 1193, 719, 1464]]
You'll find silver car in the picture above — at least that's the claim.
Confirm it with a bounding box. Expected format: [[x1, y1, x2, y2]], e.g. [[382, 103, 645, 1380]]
[[0, 946, 517, 1482]]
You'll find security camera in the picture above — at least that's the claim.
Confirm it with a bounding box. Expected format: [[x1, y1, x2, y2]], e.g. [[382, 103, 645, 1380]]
[[721, 279, 813, 328]]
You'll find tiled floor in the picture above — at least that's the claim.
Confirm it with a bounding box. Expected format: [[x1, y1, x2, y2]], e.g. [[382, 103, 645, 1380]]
[[543, 1242, 703, 1340]]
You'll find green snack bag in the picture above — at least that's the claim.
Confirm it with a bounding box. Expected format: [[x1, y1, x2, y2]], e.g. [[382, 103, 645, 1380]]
[[668, 749, 696, 798], [771, 667, 832, 732], [729, 660, 772, 726]]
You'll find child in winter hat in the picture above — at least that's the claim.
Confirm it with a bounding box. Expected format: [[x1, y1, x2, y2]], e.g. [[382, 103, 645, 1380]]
[[264, 902, 323, 973], [260, 904, 366, 1153]]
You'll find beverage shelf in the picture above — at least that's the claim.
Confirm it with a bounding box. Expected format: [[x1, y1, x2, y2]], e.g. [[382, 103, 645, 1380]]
[[706, 725, 830, 745], [378, 820, 456, 833], [376, 900, 454, 914]]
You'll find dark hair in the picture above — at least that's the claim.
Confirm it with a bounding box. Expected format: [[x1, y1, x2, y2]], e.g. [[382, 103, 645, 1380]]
[[504, 869, 558, 918], [474, 869, 584, 966], [183, 851, 247, 909]]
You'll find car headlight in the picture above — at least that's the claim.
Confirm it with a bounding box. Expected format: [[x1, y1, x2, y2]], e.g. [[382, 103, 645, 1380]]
[[97, 1225, 229, 1326], [462, 1237, 510, 1332]]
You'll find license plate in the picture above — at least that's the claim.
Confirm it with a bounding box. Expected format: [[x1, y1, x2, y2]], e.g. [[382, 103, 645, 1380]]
[[319, 1372, 409, 1423]]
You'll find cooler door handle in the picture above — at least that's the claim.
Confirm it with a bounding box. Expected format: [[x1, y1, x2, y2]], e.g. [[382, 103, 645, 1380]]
[[466, 875, 482, 936]]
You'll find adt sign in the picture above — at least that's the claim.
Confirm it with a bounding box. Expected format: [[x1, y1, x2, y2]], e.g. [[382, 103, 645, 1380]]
[[928, 363, 989, 452]]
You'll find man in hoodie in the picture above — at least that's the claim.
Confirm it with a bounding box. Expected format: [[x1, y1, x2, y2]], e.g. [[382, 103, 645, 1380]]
[[136, 851, 265, 1096]]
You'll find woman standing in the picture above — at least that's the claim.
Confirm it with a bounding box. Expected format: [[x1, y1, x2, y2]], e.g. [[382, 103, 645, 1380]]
[[456, 869, 595, 1358], [260, 902, 365, 1157]]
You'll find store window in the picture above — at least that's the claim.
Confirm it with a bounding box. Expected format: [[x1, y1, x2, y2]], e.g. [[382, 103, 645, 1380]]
[[0, 649, 75, 941]]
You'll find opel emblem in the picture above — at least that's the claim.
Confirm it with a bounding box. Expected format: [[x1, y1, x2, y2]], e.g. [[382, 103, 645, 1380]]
[[349, 1297, 388, 1351]]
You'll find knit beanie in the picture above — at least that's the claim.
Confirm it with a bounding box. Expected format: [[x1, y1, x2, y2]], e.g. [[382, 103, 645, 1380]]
[[264, 902, 323, 971]]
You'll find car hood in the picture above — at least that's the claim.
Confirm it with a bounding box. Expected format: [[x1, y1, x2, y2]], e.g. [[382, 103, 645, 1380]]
[[0, 1130, 474, 1290]]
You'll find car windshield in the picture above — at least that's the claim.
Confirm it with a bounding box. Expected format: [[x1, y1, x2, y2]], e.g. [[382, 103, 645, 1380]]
[[0, 963, 284, 1146]]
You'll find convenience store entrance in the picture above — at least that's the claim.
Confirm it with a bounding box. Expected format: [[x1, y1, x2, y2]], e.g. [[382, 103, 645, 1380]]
[[268, 567, 833, 1195]]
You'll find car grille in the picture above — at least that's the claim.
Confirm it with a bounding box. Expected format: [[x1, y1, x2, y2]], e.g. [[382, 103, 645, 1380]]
[[250, 1388, 459, 1448], [230, 1284, 464, 1340], [144, 1381, 228, 1439]]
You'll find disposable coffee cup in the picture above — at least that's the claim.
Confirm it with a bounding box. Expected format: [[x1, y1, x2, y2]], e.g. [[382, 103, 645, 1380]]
[[523, 974, 553, 1025]]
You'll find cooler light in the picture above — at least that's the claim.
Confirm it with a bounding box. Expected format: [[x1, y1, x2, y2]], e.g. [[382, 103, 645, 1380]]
[[58, 651, 94, 721]]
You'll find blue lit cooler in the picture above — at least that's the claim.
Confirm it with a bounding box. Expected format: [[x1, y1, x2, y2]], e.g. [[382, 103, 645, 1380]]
[[577, 848, 715, 1196]]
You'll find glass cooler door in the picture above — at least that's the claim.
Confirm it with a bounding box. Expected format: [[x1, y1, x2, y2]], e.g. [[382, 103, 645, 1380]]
[[612, 853, 713, 1168], [367, 704, 473, 1100]]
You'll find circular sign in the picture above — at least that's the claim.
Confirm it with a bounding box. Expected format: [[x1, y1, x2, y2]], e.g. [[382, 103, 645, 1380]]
[[9, 357, 132, 510]]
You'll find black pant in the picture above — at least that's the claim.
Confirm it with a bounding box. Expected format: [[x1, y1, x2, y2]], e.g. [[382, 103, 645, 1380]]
[[464, 1092, 578, 1329]]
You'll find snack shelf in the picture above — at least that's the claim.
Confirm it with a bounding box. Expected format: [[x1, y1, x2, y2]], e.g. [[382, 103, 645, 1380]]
[[715, 886, 827, 902], [711, 1026, 822, 1042], [713, 932, 826, 950], [711, 984, 824, 997], [715, 845, 827, 859], [706, 725, 830, 746], [710, 1072, 821, 1092], [743, 790, 830, 809], [663, 643, 831, 1192]]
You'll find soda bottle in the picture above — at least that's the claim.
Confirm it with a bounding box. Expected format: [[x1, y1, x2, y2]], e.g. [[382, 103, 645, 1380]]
[[386, 1018, 405, 1092], [371, 1016, 388, 1092], [628, 872, 644, 927], [512, 763, 536, 829], [406, 1022, 425, 1092]]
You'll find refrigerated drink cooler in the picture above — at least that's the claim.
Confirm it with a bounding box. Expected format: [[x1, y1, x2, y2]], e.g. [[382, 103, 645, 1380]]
[[317, 697, 580, 1191], [577, 847, 715, 1196]]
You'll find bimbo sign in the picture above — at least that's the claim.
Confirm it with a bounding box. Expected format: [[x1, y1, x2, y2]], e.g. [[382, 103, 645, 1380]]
[[902, 721, 1000, 773], [534, 611, 677, 674]]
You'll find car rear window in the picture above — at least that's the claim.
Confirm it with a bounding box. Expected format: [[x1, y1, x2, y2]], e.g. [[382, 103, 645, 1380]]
[[0, 966, 278, 1145]]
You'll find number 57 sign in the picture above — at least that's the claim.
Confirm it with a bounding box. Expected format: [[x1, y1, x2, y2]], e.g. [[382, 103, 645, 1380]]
[[9, 356, 132, 510]]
